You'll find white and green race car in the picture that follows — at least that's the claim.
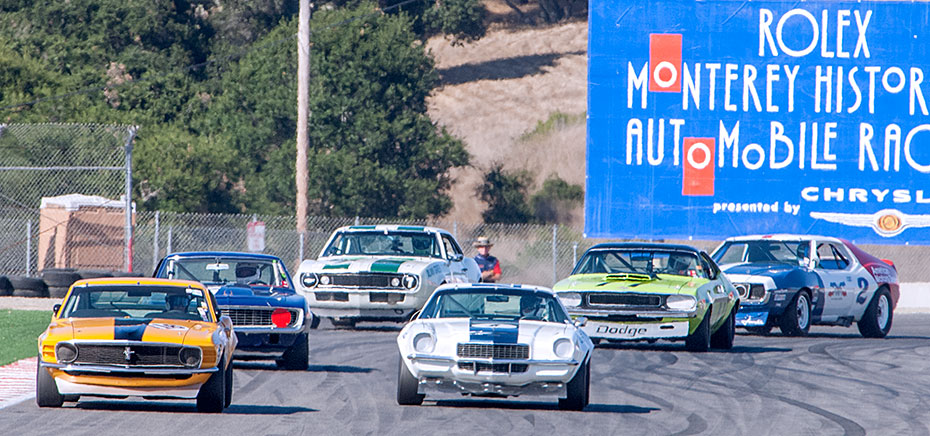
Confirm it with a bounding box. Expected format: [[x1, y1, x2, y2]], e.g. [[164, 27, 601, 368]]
[[296, 225, 481, 327]]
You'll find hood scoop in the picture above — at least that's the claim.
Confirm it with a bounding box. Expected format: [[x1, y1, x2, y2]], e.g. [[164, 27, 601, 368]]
[[605, 273, 654, 282]]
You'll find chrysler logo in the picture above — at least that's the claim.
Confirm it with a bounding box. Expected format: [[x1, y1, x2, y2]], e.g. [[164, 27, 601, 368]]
[[123, 346, 135, 362]]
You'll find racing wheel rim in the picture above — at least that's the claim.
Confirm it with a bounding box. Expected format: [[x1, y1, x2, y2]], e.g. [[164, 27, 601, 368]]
[[796, 293, 810, 330], [877, 293, 890, 330]]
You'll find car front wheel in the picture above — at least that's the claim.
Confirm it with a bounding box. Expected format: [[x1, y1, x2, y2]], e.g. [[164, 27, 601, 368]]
[[35, 358, 63, 408], [685, 309, 711, 352], [711, 305, 736, 349], [558, 357, 589, 411], [196, 357, 227, 413], [779, 291, 811, 336], [396, 357, 424, 406]]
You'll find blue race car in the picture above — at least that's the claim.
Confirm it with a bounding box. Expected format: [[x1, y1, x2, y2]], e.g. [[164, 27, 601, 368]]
[[712, 235, 899, 338], [154, 252, 315, 369]]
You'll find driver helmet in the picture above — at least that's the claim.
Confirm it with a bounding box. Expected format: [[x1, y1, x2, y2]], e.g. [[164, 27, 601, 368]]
[[235, 263, 261, 284], [520, 295, 544, 318], [166, 294, 191, 312]]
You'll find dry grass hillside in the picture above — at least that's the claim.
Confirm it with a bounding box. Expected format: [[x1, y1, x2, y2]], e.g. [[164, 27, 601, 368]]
[[426, 16, 588, 225]]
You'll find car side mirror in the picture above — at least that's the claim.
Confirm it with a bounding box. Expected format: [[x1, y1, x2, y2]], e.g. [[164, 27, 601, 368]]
[[448, 253, 463, 262], [52, 304, 61, 316], [219, 315, 234, 330], [573, 316, 587, 327]]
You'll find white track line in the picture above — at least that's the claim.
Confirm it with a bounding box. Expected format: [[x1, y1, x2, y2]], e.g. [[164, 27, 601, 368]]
[[0, 357, 36, 410]]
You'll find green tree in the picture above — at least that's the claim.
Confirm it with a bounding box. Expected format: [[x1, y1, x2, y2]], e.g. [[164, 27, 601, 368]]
[[194, 4, 469, 218], [529, 174, 583, 224], [478, 163, 533, 224]]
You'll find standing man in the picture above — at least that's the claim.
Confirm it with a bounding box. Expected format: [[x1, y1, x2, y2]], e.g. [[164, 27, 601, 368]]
[[473, 236, 502, 283]]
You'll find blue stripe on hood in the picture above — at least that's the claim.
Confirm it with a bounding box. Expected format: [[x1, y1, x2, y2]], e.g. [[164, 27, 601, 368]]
[[469, 318, 519, 344], [114, 318, 152, 341]]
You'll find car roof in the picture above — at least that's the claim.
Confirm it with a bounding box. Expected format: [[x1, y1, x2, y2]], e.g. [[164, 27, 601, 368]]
[[722, 234, 841, 243], [70, 277, 207, 289], [434, 282, 555, 295], [332, 224, 451, 235], [585, 242, 703, 253], [164, 251, 284, 261]]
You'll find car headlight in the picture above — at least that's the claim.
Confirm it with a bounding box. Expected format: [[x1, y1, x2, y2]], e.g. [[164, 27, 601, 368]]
[[403, 275, 418, 289], [666, 294, 697, 310], [412, 332, 435, 353], [178, 347, 203, 368], [553, 338, 573, 358], [390, 277, 401, 287], [55, 343, 77, 364], [301, 273, 318, 288], [557, 292, 582, 307], [319, 275, 331, 286]]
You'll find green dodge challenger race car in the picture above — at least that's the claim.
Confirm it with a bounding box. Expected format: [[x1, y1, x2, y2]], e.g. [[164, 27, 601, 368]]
[[553, 243, 740, 351]]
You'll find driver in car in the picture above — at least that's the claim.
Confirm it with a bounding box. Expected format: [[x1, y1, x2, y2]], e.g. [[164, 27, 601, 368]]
[[236, 263, 262, 285], [520, 295, 545, 320]]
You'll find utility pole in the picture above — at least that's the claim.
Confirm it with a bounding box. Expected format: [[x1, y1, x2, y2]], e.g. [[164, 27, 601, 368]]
[[296, 0, 311, 251]]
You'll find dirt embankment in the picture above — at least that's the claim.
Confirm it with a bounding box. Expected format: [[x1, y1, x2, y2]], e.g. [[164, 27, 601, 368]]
[[426, 19, 588, 224]]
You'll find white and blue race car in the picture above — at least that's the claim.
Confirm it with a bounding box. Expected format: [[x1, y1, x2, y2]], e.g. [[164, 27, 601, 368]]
[[396, 283, 594, 410], [712, 235, 899, 338]]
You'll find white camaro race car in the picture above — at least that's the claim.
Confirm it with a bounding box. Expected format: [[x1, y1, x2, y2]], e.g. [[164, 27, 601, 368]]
[[297, 225, 480, 327], [396, 283, 594, 410]]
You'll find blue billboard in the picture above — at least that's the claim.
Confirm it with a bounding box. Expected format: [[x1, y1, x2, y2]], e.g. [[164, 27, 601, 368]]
[[586, 0, 930, 244]]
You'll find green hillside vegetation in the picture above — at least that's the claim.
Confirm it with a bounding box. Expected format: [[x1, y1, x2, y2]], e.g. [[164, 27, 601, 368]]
[[0, 0, 485, 219]]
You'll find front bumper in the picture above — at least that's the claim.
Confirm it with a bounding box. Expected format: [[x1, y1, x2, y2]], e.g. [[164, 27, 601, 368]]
[[233, 331, 303, 359], [565, 308, 697, 340], [40, 362, 214, 398], [306, 287, 425, 319], [735, 291, 795, 327], [405, 353, 580, 392]]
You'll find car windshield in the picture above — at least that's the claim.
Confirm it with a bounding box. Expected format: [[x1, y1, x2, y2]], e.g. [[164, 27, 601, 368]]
[[159, 257, 286, 287], [712, 240, 809, 266], [419, 289, 569, 323], [573, 249, 706, 278], [322, 231, 441, 258], [59, 285, 212, 321]]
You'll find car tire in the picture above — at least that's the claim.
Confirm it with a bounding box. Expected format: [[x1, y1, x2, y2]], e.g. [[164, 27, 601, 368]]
[[196, 357, 226, 413], [858, 287, 893, 338], [48, 286, 70, 299], [396, 356, 424, 406], [711, 305, 736, 349], [41, 269, 80, 288], [10, 276, 49, 298], [558, 357, 589, 411], [224, 360, 234, 408], [36, 358, 63, 408], [0, 276, 12, 296], [779, 291, 811, 337], [77, 270, 113, 280], [685, 309, 712, 352], [309, 312, 320, 329], [278, 333, 309, 370]]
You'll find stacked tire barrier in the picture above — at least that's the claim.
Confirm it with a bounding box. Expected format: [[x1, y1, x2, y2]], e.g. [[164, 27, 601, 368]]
[[0, 269, 147, 299]]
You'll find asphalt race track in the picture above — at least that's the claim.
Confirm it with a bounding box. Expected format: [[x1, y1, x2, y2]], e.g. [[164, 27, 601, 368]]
[[4, 314, 930, 435]]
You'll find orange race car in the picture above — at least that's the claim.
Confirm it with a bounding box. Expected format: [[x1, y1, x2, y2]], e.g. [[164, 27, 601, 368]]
[[36, 278, 237, 412]]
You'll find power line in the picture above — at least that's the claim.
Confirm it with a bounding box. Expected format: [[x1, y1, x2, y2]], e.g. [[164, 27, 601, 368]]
[[0, 0, 429, 113]]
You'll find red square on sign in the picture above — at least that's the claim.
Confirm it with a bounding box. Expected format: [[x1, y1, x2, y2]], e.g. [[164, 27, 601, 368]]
[[682, 138, 715, 196], [649, 34, 682, 93]]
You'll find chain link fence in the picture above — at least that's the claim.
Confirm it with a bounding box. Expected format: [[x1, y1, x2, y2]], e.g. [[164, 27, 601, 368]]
[[0, 124, 135, 282]]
